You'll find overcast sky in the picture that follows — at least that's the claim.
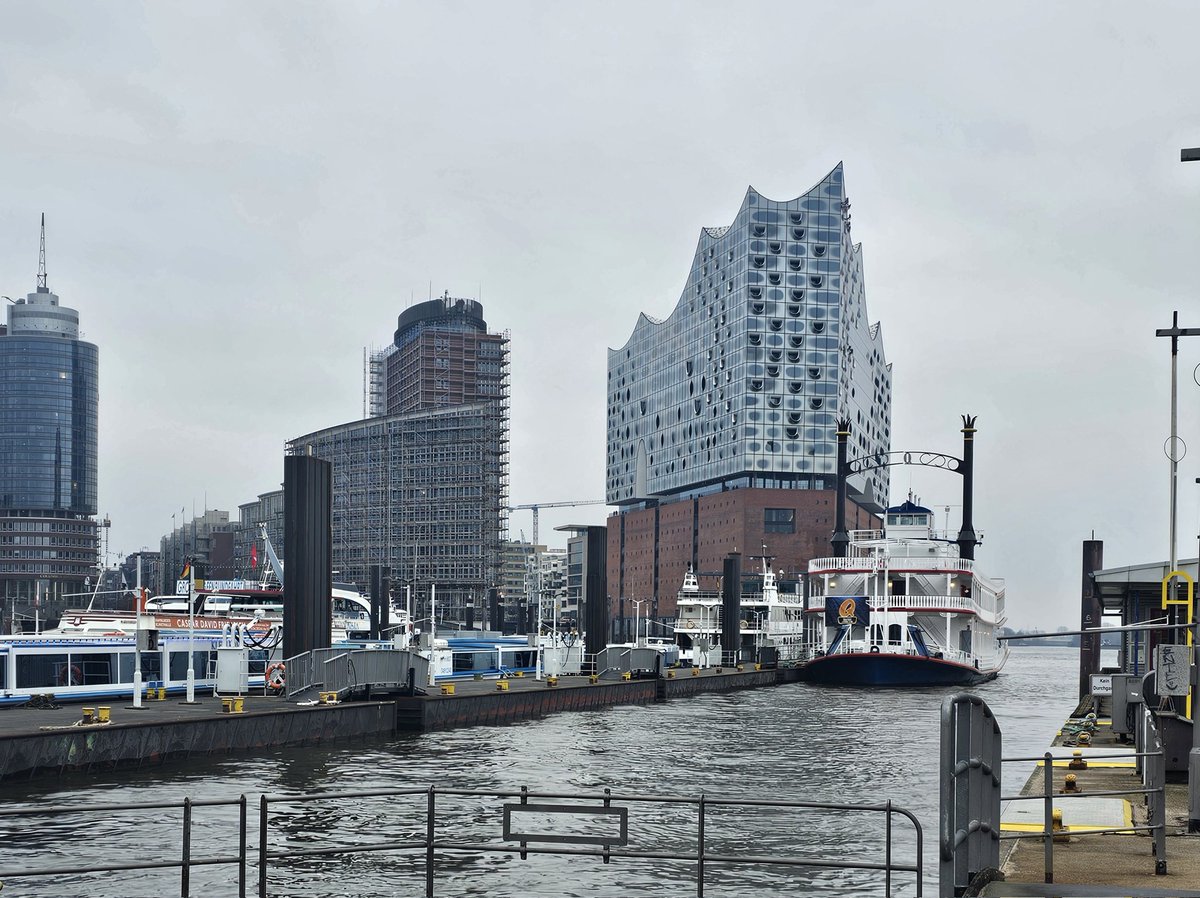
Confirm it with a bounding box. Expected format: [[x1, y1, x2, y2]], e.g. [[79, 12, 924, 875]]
[[2, 2, 1199, 628]]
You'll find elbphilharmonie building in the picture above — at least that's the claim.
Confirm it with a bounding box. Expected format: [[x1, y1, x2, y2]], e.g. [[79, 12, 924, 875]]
[[605, 165, 892, 627]]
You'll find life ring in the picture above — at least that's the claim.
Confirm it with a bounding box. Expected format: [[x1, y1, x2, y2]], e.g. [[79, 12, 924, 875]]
[[869, 646, 880, 654], [266, 662, 286, 693], [739, 620, 749, 629], [57, 663, 84, 686], [685, 620, 696, 629]]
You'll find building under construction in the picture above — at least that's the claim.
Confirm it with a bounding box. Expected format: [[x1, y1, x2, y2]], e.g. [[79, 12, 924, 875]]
[[290, 294, 510, 627]]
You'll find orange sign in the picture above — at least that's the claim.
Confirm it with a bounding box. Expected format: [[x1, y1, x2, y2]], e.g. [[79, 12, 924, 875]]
[[838, 598, 857, 619]]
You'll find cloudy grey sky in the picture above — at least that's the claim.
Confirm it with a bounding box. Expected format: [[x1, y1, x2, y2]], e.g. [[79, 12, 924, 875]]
[[2, 2, 1199, 628]]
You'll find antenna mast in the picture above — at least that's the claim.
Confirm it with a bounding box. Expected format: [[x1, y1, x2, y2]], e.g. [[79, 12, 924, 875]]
[[37, 213, 48, 292]]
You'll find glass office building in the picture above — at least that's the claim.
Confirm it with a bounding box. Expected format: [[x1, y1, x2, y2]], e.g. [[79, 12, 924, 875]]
[[605, 166, 892, 621], [606, 164, 891, 509], [0, 266, 100, 618]]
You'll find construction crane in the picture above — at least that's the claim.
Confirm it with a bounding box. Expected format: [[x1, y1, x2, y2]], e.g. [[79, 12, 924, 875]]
[[507, 499, 606, 549], [508, 500, 606, 629]]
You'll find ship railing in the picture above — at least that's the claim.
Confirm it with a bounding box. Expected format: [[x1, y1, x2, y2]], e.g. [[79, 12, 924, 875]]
[[939, 694, 1167, 898], [804, 593, 998, 622], [0, 794, 250, 898], [256, 784, 924, 898], [810, 555, 979, 576]]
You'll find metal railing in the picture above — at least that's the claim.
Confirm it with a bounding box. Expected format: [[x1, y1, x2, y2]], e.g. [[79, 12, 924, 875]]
[[322, 648, 426, 696], [256, 785, 924, 898], [283, 646, 346, 699], [940, 693, 1003, 898], [940, 693, 1168, 897], [0, 795, 249, 897]]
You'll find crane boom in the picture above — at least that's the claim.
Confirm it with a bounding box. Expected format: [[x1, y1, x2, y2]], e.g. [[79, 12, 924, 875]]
[[507, 499, 606, 547]]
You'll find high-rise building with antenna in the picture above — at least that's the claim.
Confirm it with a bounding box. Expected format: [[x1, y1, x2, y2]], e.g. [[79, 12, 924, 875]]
[[0, 217, 100, 625]]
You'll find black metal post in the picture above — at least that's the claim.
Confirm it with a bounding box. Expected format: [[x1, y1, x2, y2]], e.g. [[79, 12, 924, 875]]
[[831, 419, 850, 558], [697, 793, 705, 898], [238, 794, 247, 898], [426, 787, 435, 898], [258, 795, 268, 898], [956, 416, 979, 561], [181, 796, 192, 898], [1079, 540, 1104, 700]]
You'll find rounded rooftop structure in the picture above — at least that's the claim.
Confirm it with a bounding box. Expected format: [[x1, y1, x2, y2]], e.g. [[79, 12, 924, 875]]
[[394, 295, 487, 348]]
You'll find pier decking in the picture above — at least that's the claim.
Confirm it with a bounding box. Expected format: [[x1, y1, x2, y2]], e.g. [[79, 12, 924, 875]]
[[990, 716, 1200, 897], [0, 666, 788, 781]]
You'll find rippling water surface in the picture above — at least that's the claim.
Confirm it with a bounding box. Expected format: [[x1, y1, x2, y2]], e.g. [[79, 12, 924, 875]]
[[0, 647, 1084, 897]]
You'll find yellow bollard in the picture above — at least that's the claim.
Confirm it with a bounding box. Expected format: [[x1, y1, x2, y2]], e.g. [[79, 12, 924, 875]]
[[546, 676, 558, 687], [156, 687, 166, 701], [514, 670, 524, 678], [589, 674, 599, 684], [496, 680, 509, 691], [1068, 750, 1088, 769], [81, 707, 95, 724], [1062, 774, 1081, 793], [440, 683, 456, 695], [736, 663, 745, 672], [233, 696, 245, 713], [621, 671, 632, 681], [667, 670, 675, 679], [1052, 808, 1070, 843], [222, 698, 234, 714], [691, 668, 699, 677], [754, 663, 762, 671], [97, 706, 111, 723]]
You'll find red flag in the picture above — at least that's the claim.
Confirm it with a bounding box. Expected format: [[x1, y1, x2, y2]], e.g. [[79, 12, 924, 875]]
[[250, 544, 258, 569]]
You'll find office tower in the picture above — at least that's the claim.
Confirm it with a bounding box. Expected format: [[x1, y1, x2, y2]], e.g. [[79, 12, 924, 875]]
[[606, 165, 891, 628], [0, 218, 99, 625], [292, 293, 509, 627]]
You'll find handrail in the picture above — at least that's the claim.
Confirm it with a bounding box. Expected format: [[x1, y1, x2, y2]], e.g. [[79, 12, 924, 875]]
[[258, 785, 924, 898], [940, 696, 1169, 896], [0, 794, 249, 897], [940, 693, 1002, 898]]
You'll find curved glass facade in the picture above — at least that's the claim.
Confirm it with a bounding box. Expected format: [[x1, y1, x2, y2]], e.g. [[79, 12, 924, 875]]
[[606, 164, 891, 509], [1, 277, 100, 612], [0, 336, 99, 514]]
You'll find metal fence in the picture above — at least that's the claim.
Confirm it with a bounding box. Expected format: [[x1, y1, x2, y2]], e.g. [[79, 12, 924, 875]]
[[939, 693, 1003, 897], [283, 646, 346, 699], [0, 795, 249, 897], [0, 786, 924, 898], [940, 693, 1168, 897], [257, 785, 924, 898], [322, 648, 427, 696]]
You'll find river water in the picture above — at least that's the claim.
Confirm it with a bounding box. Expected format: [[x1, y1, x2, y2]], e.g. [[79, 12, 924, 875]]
[[0, 647, 1088, 897]]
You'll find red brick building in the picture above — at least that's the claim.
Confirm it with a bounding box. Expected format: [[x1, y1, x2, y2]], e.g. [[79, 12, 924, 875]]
[[607, 489, 880, 628]]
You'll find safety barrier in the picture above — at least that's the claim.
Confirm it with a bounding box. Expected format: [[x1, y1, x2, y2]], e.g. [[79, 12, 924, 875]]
[[939, 693, 1003, 897], [282, 646, 346, 700], [322, 648, 427, 697], [939, 694, 1168, 897], [0, 795, 249, 898], [256, 785, 924, 898]]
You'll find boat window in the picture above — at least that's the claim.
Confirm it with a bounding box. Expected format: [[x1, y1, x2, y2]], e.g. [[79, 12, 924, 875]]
[[170, 649, 212, 682], [900, 515, 914, 525], [888, 624, 903, 644], [887, 515, 898, 525], [75, 653, 118, 685], [17, 653, 69, 688]]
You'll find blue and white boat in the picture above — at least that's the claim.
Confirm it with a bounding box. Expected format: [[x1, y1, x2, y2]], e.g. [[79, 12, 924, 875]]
[[799, 501, 1008, 686]]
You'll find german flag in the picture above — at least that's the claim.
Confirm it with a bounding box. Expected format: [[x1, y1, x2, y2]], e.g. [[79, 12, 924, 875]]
[[180, 562, 191, 579]]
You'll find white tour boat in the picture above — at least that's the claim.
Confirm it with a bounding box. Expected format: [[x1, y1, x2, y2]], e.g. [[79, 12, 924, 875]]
[[673, 557, 806, 666], [798, 500, 1008, 686]]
